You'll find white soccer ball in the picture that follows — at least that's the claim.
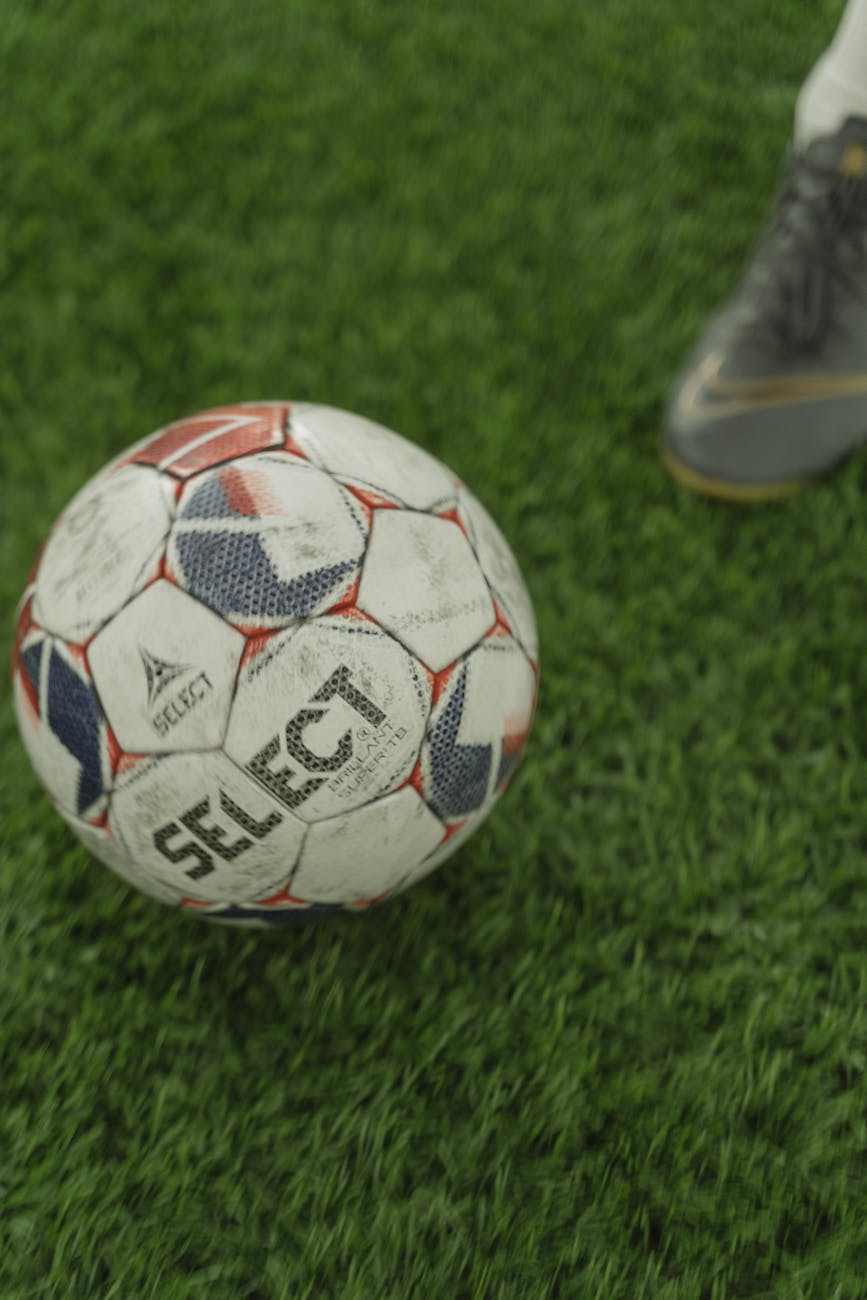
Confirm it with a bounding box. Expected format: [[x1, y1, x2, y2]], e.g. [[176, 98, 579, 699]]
[[11, 403, 539, 926]]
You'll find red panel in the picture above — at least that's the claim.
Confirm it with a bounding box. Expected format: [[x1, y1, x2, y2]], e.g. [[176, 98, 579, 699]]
[[344, 484, 401, 512], [106, 724, 149, 777], [324, 577, 364, 616], [10, 596, 34, 682], [502, 726, 529, 759], [350, 889, 391, 908], [329, 603, 378, 624], [254, 887, 309, 907], [125, 404, 289, 479], [16, 669, 40, 722], [11, 598, 40, 717], [64, 641, 90, 673], [283, 431, 310, 460], [397, 757, 425, 798], [488, 601, 513, 638], [217, 464, 282, 517], [105, 725, 123, 773], [238, 628, 282, 670], [139, 552, 170, 593], [431, 661, 460, 708], [26, 541, 46, 588], [436, 505, 469, 538]]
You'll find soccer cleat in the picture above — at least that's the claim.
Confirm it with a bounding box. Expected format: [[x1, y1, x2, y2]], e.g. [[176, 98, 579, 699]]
[[662, 116, 867, 501]]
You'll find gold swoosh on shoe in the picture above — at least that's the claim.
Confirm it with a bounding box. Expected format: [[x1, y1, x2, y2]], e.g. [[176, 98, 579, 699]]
[[678, 349, 867, 420]]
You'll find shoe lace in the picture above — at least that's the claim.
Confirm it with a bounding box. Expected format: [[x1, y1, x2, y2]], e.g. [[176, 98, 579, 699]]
[[738, 151, 867, 351]]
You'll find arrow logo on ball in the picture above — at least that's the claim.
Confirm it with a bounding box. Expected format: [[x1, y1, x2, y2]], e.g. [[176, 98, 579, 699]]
[[140, 646, 192, 708]]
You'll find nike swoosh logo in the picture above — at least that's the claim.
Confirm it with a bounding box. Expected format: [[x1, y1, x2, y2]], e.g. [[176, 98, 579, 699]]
[[678, 349, 867, 421]]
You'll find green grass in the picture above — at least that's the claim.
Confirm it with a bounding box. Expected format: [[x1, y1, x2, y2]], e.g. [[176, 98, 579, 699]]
[[1, 0, 865, 1295]]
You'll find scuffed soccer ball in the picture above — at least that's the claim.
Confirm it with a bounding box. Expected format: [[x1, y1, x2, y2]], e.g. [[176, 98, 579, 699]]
[[11, 403, 539, 926]]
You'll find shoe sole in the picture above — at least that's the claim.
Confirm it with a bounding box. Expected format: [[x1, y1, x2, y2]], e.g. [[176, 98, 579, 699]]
[[659, 442, 809, 502]]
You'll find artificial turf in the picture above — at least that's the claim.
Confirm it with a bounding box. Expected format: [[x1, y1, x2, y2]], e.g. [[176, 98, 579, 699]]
[[1, 0, 866, 1295]]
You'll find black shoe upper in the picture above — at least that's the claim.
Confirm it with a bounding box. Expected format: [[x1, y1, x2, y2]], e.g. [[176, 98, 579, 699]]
[[664, 116, 867, 489], [731, 116, 867, 370]]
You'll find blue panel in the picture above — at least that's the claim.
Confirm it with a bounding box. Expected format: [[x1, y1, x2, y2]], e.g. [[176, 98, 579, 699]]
[[178, 475, 233, 519], [45, 649, 105, 815], [496, 748, 521, 790], [427, 667, 492, 819], [20, 639, 44, 699], [174, 530, 356, 621], [201, 902, 346, 926]]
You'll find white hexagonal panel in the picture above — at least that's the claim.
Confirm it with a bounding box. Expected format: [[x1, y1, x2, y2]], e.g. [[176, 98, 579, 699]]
[[88, 581, 245, 753], [457, 488, 538, 660], [167, 454, 367, 628], [110, 751, 306, 903], [57, 808, 182, 906], [225, 615, 430, 822], [12, 631, 111, 821], [33, 465, 173, 642], [403, 810, 488, 884], [290, 404, 457, 510], [421, 635, 537, 821], [291, 787, 445, 903], [357, 512, 494, 672]]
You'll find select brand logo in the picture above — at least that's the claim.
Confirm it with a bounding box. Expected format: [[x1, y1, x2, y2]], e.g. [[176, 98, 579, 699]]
[[150, 664, 394, 883], [153, 786, 283, 880], [139, 645, 214, 738], [140, 646, 191, 705], [246, 664, 387, 811]]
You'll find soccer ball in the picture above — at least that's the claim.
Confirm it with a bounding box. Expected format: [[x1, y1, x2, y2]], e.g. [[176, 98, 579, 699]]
[[11, 403, 539, 926]]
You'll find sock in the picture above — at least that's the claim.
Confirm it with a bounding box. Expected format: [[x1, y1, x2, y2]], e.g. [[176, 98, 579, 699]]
[[796, 0, 867, 145]]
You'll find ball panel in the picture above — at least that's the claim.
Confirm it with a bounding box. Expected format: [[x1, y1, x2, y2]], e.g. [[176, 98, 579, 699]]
[[292, 787, 444, 903], [403, 810, 488, 883], [57, 809, 181, 906], [291, 404, 457, 510], [224, 616, 431, 822], [32, 465, 173, 643], [121, 404, 289, 479], [457, 488, 538, 661], [178, 899, 344, 927], [422, 635, 536, 820], [87, 582, 245, 753], [357, 512, 495, 672], [12, 632, 111, 820], [110, 751, 306, 904], [168, 457, 367, 628]]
